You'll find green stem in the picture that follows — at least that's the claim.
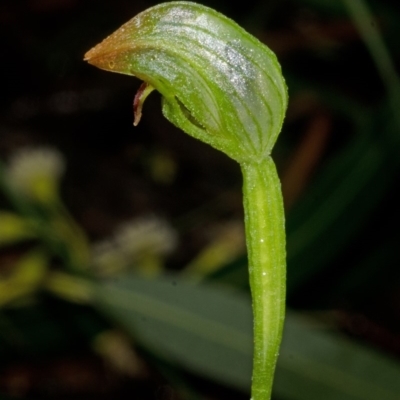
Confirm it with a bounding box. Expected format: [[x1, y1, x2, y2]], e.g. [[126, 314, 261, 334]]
[[241, 157, 286, 400]]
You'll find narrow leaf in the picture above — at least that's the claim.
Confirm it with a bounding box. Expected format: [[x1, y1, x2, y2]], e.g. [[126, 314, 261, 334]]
[[94, 274, 400, 399]]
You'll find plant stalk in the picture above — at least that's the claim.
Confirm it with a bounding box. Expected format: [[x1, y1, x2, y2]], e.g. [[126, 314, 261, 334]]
[[241, 156, 286, 400]]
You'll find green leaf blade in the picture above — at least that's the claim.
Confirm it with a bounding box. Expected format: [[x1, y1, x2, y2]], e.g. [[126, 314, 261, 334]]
[[95, 274, 253, 389], [94, 274, 400, 399]]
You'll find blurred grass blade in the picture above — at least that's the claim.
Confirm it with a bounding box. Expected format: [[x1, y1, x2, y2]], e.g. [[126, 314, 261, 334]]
[[0, 250, 48, 306], [94, 274, 400, 398], [343, 0, 400, 128], [277, 315, 400, 400], [0, 211, 36, 246], [286, 95, 398, 293], [95, 274, 253, 389]]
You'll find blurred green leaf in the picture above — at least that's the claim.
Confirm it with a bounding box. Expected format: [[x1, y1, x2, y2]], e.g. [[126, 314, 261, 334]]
[[0, 211, 36, 246], [343, 0, 400, 129], [276, 315, 400, 400], [0, 250, 48, 307], [95, 273, 253, 390], [94, 273, 400, 399]]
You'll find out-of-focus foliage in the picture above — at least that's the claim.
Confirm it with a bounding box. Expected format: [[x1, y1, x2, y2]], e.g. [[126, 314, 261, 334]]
[[96, 273, 400, 400], [1, 0, 400, 399]]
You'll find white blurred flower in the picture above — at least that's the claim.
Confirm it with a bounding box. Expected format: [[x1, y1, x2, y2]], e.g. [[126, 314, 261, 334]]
[[6, 147, 65, 203], [91, 239, 128, 277], [91, 215, 178, 277], [115, 215, 178, 259]]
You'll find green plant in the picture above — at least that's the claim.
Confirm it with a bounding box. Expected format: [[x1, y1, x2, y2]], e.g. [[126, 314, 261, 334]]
[[84, 2, 288, 399]]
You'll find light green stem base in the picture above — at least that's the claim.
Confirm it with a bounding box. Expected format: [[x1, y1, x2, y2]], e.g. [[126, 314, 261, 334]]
[[241, 157, 286, 400]]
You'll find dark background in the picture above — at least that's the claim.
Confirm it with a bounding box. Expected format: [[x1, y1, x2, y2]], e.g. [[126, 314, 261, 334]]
[[1, 0, 400, 399]]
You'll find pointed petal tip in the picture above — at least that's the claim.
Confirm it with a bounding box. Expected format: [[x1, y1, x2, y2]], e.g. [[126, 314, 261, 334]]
[[83, 50, 93, 63], [83, 45, 99, 63], [83, 43, 114, 70]]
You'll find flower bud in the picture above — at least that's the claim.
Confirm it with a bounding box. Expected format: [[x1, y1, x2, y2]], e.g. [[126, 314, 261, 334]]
[[85, 1, 287, 163]]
